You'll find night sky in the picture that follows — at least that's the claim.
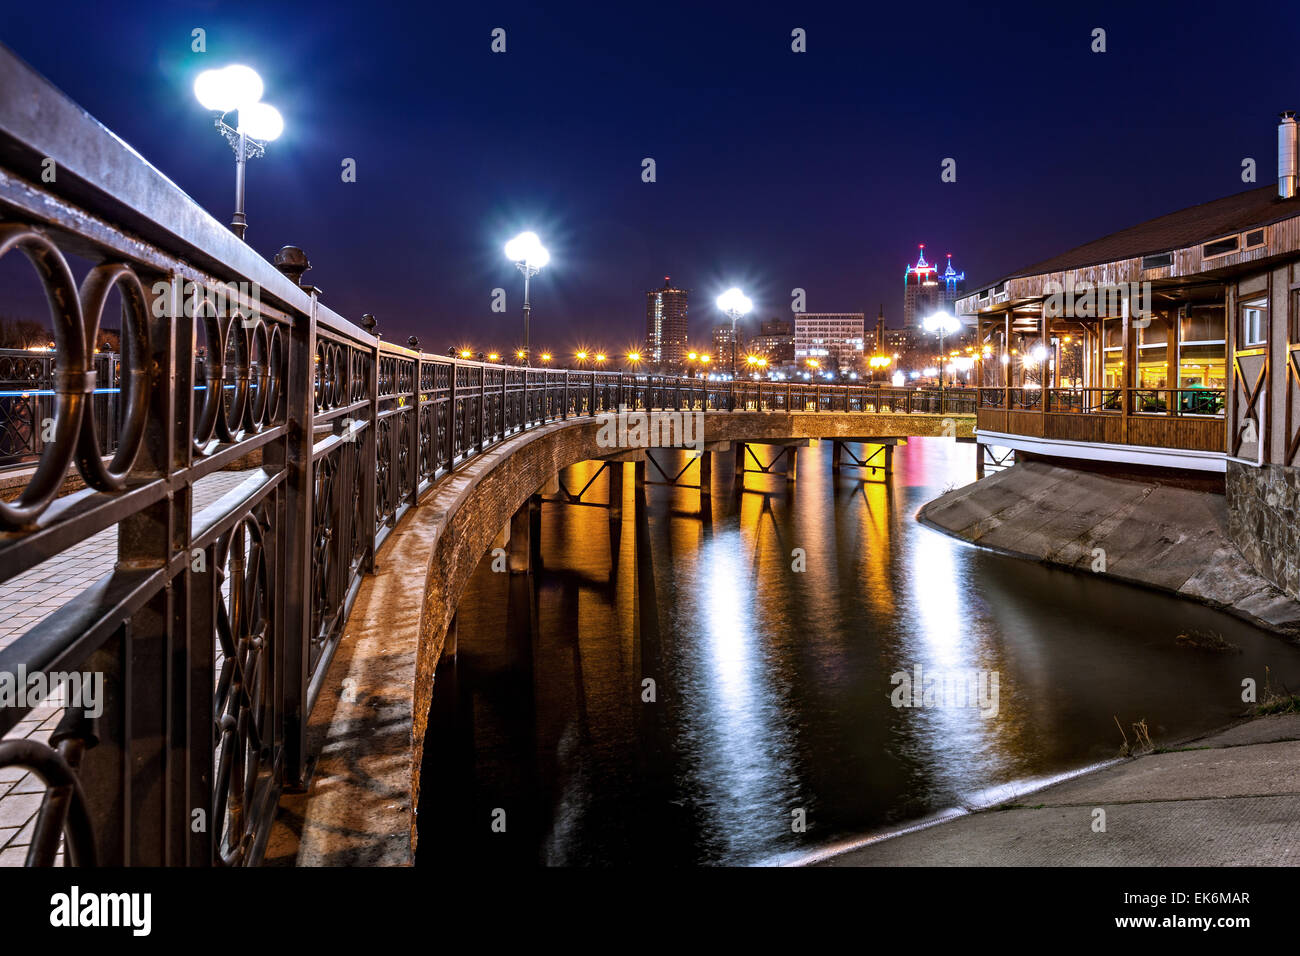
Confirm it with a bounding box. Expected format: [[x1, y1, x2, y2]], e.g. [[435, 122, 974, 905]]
[[2, 0, 1296, 353]]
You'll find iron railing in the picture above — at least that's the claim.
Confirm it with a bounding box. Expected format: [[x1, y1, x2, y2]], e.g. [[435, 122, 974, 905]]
[[0, 43, 974, 866], [0, 349, 121, 466]]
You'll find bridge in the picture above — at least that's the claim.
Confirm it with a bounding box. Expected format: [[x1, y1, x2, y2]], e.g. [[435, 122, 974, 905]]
[[0, 46, 976, 866]]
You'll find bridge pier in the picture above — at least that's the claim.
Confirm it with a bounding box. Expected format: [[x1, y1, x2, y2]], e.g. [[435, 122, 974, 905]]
[[608, 461, 624, 569], [507, 494, 543, 573]]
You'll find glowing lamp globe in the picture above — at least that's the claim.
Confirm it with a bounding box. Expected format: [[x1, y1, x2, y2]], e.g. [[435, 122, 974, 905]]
[[923, 311, 960, 335], [194, 65, 265, 113], [505, 231, 549, 269], [239, 102, 284, 142], [716, 288, 752, 315]]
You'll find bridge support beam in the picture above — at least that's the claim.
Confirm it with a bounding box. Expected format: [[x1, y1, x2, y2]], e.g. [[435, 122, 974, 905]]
[[832, 438, 901, 482]]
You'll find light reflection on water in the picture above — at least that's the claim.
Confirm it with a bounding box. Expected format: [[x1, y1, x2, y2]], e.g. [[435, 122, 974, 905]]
[[418, 438, 1300, 867]]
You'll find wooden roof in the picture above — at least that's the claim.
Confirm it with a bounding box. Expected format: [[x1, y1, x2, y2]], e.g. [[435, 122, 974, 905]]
[[977, 186, 1300, 289]]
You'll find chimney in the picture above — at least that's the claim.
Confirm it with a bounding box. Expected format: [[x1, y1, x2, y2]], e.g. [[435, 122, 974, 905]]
[[1279, 111, 1298, 199]]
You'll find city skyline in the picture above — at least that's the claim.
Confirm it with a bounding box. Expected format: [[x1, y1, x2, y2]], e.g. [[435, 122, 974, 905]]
[[2, 1, 1294, 351]]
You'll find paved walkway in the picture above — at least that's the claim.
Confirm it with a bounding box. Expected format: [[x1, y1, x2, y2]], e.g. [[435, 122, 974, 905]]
[[0, 470, 249, 865], [817, 713, 1300, 865]]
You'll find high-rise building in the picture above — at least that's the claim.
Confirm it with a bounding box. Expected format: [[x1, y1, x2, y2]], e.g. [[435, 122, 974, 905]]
[[903, 245, 941, 329], [644, 276, 689, 371], [941, 253, 965, 307], [748, 317, 795, 366], [904, 246, 966, 328], [712, 323, 739, 369], [794, 313, 866, 371]]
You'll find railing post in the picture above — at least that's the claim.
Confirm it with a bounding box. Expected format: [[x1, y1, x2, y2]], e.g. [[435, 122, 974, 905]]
[[446, 357, 457, 467], [362, 315, 379, 573], [407, 337, 421, 508], [478, 363, 486, 451], [563, 369, 569, 419], [282, 289, 318, 791]]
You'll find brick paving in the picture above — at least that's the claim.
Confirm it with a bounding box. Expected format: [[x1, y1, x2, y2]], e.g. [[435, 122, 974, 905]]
[[0, 470, 250, 865]]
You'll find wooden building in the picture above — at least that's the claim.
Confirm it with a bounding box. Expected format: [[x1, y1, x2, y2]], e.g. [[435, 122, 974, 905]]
[[957, 111, 1300, 596]]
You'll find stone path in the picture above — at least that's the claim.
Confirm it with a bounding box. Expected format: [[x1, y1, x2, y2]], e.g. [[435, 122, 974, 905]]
[[817, 714, 1300, 866], [0, 470, 249, 865]]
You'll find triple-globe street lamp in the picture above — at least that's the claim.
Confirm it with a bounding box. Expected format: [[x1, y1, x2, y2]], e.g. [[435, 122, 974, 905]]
[[716, 287, 752, 409], [194, 65, 284, 240], [923, 310, 962, 397], [504, 231, 550, 365]]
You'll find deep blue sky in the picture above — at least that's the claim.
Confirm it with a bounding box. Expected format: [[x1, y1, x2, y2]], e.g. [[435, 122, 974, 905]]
[[2, 0, 1295, 353]]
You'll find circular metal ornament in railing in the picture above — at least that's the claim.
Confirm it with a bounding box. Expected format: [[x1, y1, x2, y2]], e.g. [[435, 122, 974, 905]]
[[74, 262, 150, 491], [0, 225, 91, 528]]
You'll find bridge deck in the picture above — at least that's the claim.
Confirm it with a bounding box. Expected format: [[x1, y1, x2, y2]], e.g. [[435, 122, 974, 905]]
[[0, 470, 250, 865]]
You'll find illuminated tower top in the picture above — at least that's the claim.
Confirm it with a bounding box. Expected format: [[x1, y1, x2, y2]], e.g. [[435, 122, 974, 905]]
[[904, 244, 938, 286], [942, 253, 965, 294]]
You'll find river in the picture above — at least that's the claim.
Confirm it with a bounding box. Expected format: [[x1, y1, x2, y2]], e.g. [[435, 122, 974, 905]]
[[416, 437, 1300, 866]]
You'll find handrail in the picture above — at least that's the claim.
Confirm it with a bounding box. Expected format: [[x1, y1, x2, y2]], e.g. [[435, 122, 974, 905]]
[[0, 41, 986, 867]]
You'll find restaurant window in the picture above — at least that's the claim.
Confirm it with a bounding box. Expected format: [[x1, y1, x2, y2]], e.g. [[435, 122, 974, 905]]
[[1178, 304, 1226, 390], [1136, 315, 1168, 388], [1101, 316, 1124, 387], [1241, 297, 1267, 347]]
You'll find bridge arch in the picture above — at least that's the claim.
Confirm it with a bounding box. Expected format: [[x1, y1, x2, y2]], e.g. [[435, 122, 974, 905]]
[[289, 409, 971, 864]]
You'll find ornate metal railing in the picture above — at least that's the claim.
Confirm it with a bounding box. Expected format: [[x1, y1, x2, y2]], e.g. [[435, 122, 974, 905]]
[[0, 44, 973, 867], [0, 349, 121, 466]]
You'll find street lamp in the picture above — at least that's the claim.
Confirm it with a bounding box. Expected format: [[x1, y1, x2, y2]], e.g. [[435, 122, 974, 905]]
[[194, 65, 284, 240], [716, 287, 751, 408], [715, 288, 752, 380], [504, 231, 549, 365], [923, 311, 962, 398], [869, 353, 892, 383]]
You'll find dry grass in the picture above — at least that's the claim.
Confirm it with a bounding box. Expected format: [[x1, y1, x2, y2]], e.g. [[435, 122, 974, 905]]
[[1257, 666, 1300, 715], [1174, 629, 1240, 654], [1114, 715, 1155, 757]]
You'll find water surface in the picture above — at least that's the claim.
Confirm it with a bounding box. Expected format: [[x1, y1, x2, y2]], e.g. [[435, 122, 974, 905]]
[[417, 438, 1300, 866]]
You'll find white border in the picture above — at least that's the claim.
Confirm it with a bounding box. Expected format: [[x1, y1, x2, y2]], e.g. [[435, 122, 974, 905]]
[[976, 429, 1226, 473]]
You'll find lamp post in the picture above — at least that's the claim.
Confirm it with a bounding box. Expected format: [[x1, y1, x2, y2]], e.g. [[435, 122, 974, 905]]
[[194, 65, 284, 240], [716, 288, 751, 409], [504, 231, 549, 366], [923, 311, 961, 403]]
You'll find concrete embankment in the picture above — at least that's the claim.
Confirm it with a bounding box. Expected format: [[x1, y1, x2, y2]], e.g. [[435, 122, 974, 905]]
[[817, 714, 1300, 866], [918, 459, 1300, 639], [811, 460, 1300, 867]]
